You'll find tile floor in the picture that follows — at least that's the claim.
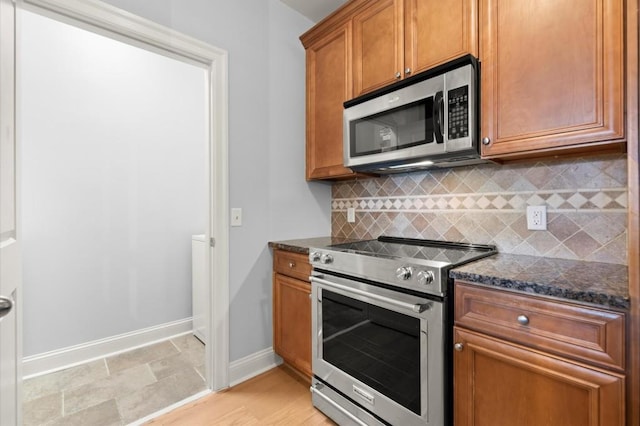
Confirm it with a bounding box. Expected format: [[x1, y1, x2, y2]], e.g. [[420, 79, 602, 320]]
[[23, 334, 206, 426]]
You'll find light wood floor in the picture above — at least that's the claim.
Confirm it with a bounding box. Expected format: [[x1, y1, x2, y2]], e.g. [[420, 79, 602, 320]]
[[145, 366, 336, 425]]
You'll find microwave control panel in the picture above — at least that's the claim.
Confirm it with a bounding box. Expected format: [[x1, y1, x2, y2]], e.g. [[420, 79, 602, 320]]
[[447, 86, 469, 140]]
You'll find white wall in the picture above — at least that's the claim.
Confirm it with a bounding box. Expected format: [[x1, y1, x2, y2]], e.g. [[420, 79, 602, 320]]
[[20, 10, 208, 356], [30, 0, 331, 362], [268, 1, 332, 238], [226, 0, 332, 363]]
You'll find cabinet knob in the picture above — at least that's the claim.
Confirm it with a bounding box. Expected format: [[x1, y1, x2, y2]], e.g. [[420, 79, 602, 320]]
[[405, 68, 412, 75], [454, 342, 464, 352], [289, 261, 296, 268], [395, 71, 401, 79], [517, 315, 530, 326], [482, 137, 491, 145]]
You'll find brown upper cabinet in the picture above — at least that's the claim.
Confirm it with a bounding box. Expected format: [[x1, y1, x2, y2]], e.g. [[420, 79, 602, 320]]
[[303, 22, 356, 180], [353, 0, 478, 97], [479, 0, 625, 159], [300, 0, 626, 180]]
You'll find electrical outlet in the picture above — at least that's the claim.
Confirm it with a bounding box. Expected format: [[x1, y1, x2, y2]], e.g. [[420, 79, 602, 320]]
[[526, 205, 547, 230], [347, 207, 356, 223], [231, 208, 242, 227]]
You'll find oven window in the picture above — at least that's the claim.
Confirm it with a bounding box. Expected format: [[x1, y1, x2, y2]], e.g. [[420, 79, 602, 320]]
[[321, 290, 421, 415], [350, 97, 434, 157]]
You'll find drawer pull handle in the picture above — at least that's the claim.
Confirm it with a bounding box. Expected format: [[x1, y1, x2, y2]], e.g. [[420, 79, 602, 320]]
[[454, 342, 464, 352], [288, 261, 296, 268], [517, 315, 530, 326]]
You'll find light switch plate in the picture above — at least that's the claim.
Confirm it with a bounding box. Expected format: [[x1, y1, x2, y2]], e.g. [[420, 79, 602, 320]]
[[231, 208, 242, 227]]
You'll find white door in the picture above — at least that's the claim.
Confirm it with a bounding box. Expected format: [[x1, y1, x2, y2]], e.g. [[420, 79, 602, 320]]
[[0, 0, 21, 424]]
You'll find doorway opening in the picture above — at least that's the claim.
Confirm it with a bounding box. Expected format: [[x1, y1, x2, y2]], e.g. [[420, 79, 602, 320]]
[[15, 0, 229, 423]]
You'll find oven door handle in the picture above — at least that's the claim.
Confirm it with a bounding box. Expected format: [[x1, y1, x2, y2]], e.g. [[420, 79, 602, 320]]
[[311, 276, 431, 314]]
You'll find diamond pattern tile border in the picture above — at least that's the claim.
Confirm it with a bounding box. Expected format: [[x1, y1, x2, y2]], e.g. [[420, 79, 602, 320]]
[[332, 189, 627, 213]]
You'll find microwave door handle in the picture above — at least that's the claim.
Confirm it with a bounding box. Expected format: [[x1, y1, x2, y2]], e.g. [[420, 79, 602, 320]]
[[433, 91, 444, 143]]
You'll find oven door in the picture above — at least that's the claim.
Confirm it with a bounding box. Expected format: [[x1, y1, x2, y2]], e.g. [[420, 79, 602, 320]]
[[310, 273, 444, 426]]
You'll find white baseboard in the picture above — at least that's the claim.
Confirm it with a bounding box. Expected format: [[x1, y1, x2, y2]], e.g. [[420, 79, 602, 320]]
[[23, 318, 193, 379], [229, 347, 282, 387]]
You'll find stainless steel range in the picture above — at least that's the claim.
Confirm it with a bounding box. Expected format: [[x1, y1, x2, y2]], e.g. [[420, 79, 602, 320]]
[[309, 236, 496, 426]]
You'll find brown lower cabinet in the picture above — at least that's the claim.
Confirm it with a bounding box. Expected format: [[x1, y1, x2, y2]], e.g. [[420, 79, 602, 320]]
[[454, 327, 625, 426], [454, 282, 626, 425], [272, 250, 312, 380]]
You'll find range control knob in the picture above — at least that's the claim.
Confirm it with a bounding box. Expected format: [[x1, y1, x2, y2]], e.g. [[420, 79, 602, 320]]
[[417, 270, 435, 286], [396, 266, 413, 280], [310, 251, 321, 262], [320, 254, 334, 264]]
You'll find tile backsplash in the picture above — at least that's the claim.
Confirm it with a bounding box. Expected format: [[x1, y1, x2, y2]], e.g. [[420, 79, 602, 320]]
[[332, 154, 628, 265]]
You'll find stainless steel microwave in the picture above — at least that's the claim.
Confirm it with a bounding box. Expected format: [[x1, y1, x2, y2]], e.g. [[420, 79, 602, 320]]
[[343, 55, 486, 173]]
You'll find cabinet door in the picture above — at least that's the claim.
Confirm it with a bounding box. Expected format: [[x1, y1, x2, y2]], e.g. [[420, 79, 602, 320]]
[[454, 327, 625, 426], [353, 0, 403, 96], [273, 273, 312, 378], [305, 24, 357, 180], [404, 0, 477, 76], [480, 0, 624, 159]]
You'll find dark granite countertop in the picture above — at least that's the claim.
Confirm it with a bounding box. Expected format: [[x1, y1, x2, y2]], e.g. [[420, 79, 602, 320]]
[[269, 238, 629, 311], [268, 236, 359, 255], [450, 253, 629, 310]]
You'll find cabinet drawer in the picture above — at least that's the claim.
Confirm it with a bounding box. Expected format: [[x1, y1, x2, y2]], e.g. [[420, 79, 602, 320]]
[[274, 250, 312, 282], [454, 282, 625, 371]]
